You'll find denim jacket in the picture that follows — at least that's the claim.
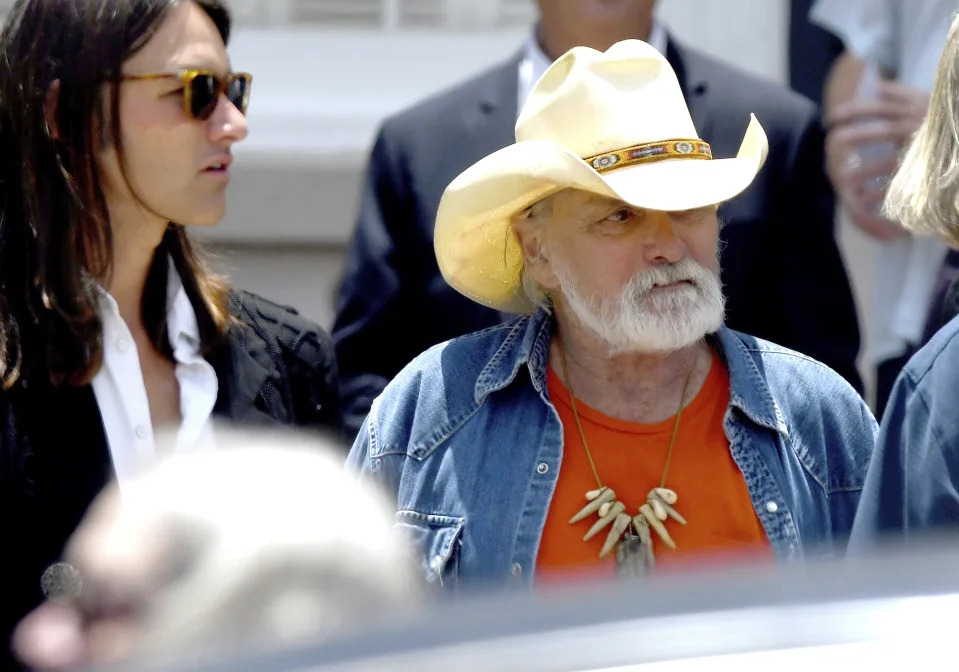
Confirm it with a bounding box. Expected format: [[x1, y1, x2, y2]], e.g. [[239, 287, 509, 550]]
[[346, 311, 877, 588], [849, 314, 959, 547]]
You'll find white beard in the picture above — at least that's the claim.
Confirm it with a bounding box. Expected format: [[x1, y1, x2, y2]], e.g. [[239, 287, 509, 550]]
[[554, 256, 725, 356]]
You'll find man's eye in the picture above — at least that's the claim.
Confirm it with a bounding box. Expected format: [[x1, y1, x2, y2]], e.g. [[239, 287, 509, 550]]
[[604, 208, 632, 223]]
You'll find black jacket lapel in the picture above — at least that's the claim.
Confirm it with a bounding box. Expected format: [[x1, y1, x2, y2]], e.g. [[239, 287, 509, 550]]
[[210, 316, 286, 426], [470, 51, 522, 154]]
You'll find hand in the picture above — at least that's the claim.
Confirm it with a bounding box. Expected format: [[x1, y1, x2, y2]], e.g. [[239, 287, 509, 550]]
[[824, 79, 930, 240], [831, 140, 905, 240], [830, 79, 931, 135]]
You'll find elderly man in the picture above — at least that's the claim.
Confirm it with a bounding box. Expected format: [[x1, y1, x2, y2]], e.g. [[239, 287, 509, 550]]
[[347, 41, 876, 586], [333, 0, 863, 435]]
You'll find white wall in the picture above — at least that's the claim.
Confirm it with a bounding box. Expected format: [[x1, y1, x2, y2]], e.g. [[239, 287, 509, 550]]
[[197, 0, 791, 328]]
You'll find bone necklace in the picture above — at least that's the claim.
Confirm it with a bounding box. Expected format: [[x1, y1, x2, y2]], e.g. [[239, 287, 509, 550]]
[[558, 339, 695, 577]]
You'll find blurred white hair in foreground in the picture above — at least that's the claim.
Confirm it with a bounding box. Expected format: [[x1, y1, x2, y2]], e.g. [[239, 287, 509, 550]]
[[68, 424, 422, 658]]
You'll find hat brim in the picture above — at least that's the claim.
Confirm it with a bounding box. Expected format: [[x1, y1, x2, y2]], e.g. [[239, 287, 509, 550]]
[[435, 115, 768, 313]]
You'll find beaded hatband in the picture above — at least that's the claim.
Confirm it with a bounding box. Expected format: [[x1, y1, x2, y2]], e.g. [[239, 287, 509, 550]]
[[586, 139, 712, 173]]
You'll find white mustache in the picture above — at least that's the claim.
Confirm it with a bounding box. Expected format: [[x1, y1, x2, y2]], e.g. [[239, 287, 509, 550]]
[[623, 259, 712, 299]]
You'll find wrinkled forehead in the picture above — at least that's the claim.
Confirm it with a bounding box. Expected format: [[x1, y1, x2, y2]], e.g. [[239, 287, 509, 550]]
[[514, 189, 628, 224]]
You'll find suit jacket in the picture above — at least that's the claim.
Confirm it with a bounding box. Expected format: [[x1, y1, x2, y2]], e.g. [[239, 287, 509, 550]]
[[788, 0, 843, 105], [0, 291, 339, 670], [333, 37, 863, 433]]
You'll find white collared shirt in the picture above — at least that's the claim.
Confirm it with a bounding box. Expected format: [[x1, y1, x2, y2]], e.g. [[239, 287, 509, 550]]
[[517, 20, 668, 116], [91, 259, 219, 488]]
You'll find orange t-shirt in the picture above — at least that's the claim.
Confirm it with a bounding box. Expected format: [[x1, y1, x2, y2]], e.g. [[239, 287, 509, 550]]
[[537, 349, 771, 583]]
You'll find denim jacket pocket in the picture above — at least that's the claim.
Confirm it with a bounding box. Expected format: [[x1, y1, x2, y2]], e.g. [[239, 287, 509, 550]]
[[394, 510, 465, 588]]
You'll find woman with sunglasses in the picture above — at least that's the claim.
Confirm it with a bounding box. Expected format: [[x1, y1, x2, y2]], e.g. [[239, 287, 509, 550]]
[[0, 0, 341, 664]]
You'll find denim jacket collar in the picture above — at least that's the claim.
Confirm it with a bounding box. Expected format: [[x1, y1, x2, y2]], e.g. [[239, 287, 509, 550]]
[[474, 310, 552, 405], [714, 326, 790, 438], [474, 309, 789, 437]]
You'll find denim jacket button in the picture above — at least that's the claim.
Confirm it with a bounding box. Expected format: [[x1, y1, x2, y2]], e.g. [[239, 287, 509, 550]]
[[536, 462, 549, 475], [41, 562, 83, 603], [765, 501, 779, 514], [511, 563, 523, 576]]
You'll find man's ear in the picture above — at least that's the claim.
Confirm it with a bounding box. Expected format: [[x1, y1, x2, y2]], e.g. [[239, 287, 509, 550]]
[[511, 218, 559, 291], [44, 79, 61, 141]]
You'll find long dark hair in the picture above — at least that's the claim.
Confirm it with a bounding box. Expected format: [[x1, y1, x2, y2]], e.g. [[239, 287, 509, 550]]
[[0, 0, 233, 390]]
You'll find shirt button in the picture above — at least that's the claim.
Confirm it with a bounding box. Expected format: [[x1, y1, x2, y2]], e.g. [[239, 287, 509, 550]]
[[536, 462, 549, 475], [135, 425, 148, 440], [116, 337, 131, 353], [765, 501, 779, 514], [511, 563, 523, 576]]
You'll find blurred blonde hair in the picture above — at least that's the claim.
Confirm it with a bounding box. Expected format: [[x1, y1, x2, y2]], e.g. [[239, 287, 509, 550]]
[[68, 426, 423, 660], [885, 13, 959, 246]]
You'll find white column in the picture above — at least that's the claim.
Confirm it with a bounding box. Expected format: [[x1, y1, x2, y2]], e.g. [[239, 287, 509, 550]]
[[444, 0, 501, 29], [383, 0, 400, 29]]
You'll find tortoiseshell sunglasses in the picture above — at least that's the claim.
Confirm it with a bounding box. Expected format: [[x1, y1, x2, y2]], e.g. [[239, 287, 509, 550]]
[[122, 69, 253, 120]]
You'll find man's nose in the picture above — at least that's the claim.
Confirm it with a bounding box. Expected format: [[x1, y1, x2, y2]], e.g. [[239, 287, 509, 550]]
[[208, 95, 249, 144], [640, 212, 687, 264]]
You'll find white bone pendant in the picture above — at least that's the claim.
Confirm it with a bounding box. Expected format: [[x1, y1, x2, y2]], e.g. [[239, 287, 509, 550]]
[[648, 489, 686, 525], [639, 503, 676, 549], [600, 513, 633, 558], [651, 487, 678, 505], [572, 486, 686, 564], [660, 500, 687, 526], [569, 488, 616, 524], [583, 501, 626, 541], [586, 487, 609, 501], [648, 497, 668, 521]]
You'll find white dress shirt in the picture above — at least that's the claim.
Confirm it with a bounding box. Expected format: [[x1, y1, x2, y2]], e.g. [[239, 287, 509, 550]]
[[518, 20, 668, 115], [91, 259, 219, 488], [811, 0, 957, 363]]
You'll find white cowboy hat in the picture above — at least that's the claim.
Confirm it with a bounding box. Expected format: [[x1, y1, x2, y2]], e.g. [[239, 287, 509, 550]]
[[434, 39, 768, 314]]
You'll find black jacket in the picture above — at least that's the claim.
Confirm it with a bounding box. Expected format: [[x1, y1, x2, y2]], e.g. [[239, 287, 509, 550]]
[[0, 291, 339, 669], [333, 37, 863, 433]]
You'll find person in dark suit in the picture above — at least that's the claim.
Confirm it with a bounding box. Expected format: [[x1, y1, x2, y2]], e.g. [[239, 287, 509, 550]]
[[333, 0, 862, 433], [0, 1, 339, 667]]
